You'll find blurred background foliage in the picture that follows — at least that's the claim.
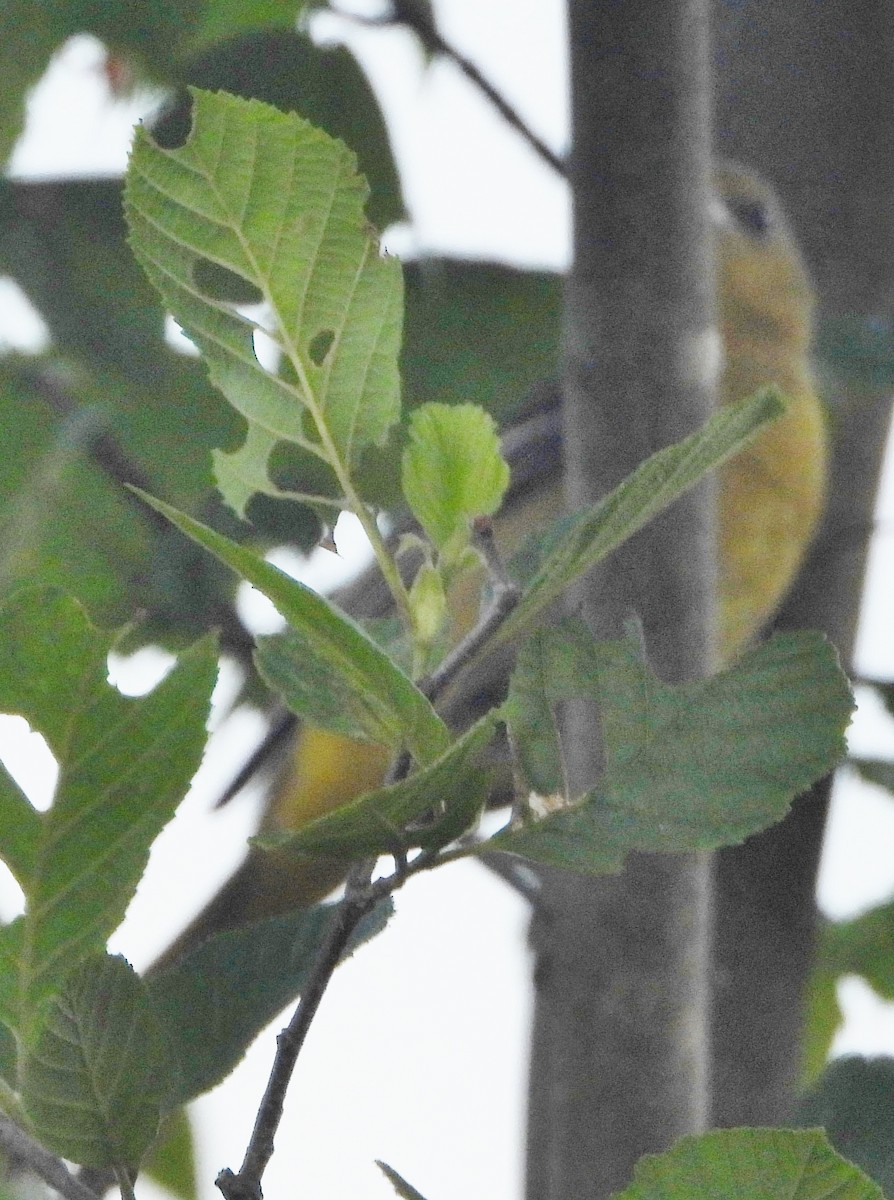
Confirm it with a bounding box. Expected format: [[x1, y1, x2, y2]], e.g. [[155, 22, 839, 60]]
[[0, 0, 560, 664]]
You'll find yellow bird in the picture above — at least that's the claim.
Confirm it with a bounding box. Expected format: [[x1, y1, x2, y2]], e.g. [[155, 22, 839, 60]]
[[154, 163, 827, 969]]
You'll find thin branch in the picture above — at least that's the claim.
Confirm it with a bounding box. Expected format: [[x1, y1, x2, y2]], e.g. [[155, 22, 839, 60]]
[[333, 2, 567, 179], [217, 889, 380, 1200], [419, 517, 520, 703], [0, 1115, 100, 1200]]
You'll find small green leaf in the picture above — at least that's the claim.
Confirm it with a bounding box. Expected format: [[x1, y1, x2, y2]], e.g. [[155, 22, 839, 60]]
[[125, 88, 402, 517], [21, 955, 168, 1170], [401, 403, 510, 563], [148, 899, 392, 1106], [614, 1127, 882, 1200], [142, 1108, 198, 1200], [496, 389, 786, 647], [489, 622, 852, 873], [376, 1160, 432, 1200], [798, 1057, 894, 1196], [407, 560, 448, 654], [0, 588, 217, 1036], [259, 716, 496, 861], [133, 494, 449, 764]]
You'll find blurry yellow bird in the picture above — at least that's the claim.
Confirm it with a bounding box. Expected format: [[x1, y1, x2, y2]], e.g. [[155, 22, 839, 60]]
[[154, 163, 827, 969]]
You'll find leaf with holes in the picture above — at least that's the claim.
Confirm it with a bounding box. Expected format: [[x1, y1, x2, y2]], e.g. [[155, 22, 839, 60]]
[[0, 587, 217, 1040], [487, 620, 852, 873], [125, 87, 402, 517]]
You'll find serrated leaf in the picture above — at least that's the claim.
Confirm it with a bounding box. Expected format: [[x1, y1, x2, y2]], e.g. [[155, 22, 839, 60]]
[[376, 1160, 431, 1200], [614, 1127, 882, 1200], [401, 403, 510, 560], [0, 588, 217, 1035], [125, 87, 402, 517], [255, 629, 392, 744], [488, 622, 852, 873], [148, 898, 392, 1106], [165, 29, 404, 232], [260, 716, 496, 861], [21, 955, 168, 1170], [494, 389, 786, 648], [134, 495, 449, 763], [798, 1057, 894, 1196]]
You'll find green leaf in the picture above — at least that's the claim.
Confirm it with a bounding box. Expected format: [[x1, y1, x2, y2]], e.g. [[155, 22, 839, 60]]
[[21, 954, 168, 1170], [134, 495, 450, 763], [125, 87, 403, 518], [191, 1, 311, 49], [850, 758, 894, 792], [614, 1127, 882, 1200], [798, 1057, 894, 1196], [142, 1108, 198, 1200], [401, 403, 510, 562], [806, 900, 894, 1076], [818, 901, 894, 1000], [401, 262, 560, 427], [376, 1160, 432, 1200], [801, 961, 842, 1085], [258, 716, 496, 862], [166, 29, 405, 231], [148, 898, 392, 1106], [495, 388, 787, 648], [489, 622, 852, 873], [0, 588, 217, 1035]]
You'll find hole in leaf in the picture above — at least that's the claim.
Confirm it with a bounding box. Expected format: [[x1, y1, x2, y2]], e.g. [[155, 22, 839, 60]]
[[308, 329, 335, 366], [193, 259, 263, 305], [0, 716, 58, 812], [149, 87, 194, 149]]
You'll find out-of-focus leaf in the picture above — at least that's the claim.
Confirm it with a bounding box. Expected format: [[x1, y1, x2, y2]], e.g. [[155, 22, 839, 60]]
[[22, 955, 168, 1170], [157, 29, 404, 230], [142, 1108, 198, 1200], [798, 1057, 894, 1197], [614, 1127, 881, 1200], [850, 758, 894, 792], [0, 370, 153, 622], [148, 898, 392, 1106], [801, 960, 843, 1085], [401, 261, 561, 424]]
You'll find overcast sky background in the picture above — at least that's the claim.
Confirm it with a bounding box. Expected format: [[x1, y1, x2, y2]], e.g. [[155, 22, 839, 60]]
[[1, 4, 893, 1199]]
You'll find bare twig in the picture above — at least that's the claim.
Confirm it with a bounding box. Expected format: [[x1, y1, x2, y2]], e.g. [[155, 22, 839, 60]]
[[332, 1, 566, 179], [0, 1115, 100, 1200], [419, 517, 520, 703], [216, 889, 380, 1200]]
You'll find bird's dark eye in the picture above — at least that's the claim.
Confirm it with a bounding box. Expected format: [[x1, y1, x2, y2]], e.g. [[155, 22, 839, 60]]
[[730, 197, 772, 238]]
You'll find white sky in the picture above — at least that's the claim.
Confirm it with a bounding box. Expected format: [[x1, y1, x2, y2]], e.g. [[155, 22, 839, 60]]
[[1, 4, 893, 1200]]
